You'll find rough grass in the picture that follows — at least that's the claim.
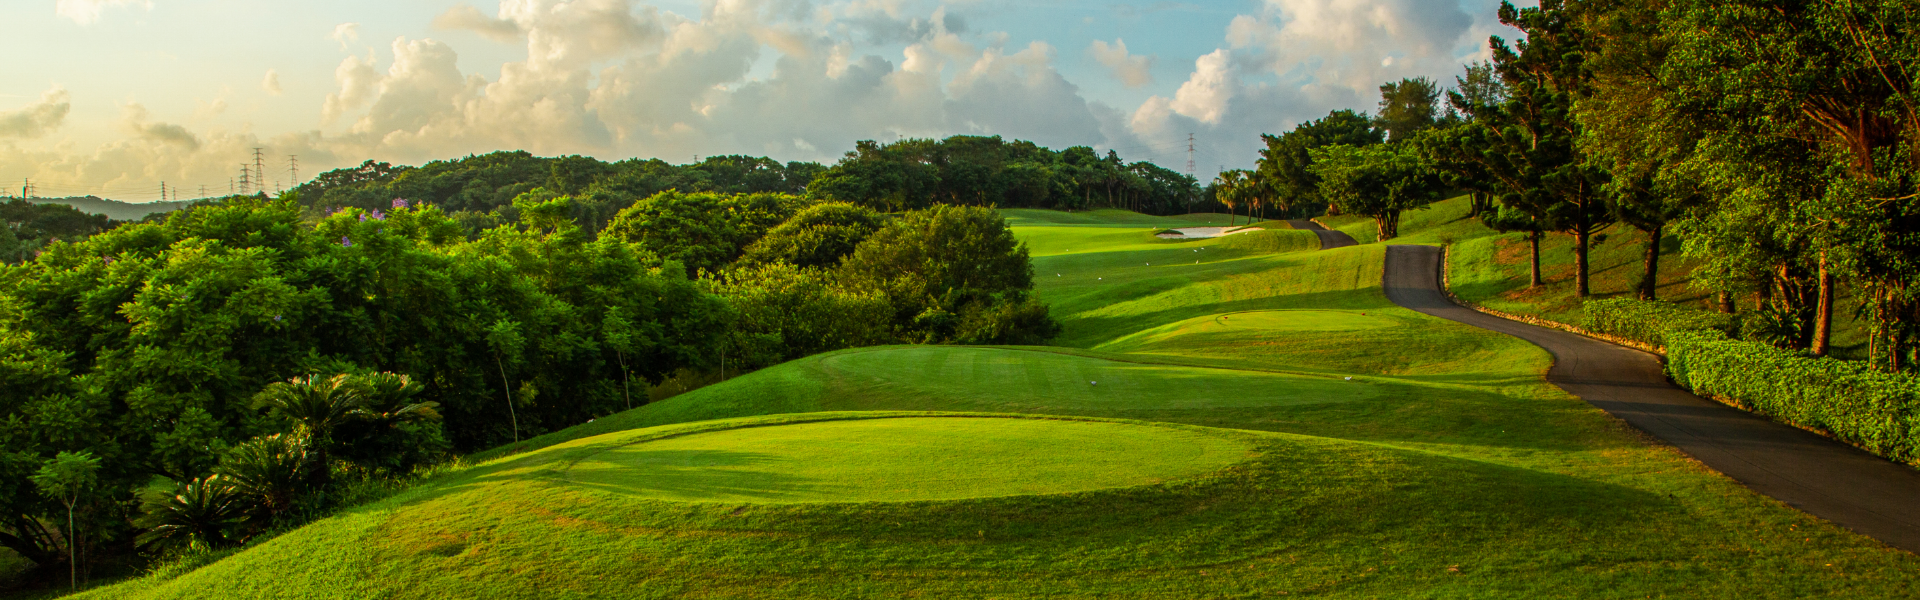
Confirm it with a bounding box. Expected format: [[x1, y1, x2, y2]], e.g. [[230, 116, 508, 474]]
[[76, 207, 1920, 599]]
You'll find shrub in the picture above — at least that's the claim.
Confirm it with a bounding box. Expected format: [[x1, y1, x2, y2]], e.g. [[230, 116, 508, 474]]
[[1667, 329, 1920, 466], [1582, 298, 1737, 348]]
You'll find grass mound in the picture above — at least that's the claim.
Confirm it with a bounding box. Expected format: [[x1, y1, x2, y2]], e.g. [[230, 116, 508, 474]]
[[561, 415, 1252, 503]]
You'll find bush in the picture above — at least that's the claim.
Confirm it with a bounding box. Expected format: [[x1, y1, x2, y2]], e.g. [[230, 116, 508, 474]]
[[1667, 329, 1920, 466], [1582, 298, 1737, 348]]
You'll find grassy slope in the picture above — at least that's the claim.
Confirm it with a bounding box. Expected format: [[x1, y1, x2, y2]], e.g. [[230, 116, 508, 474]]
[[80, 207, 1920, 599], [1402, 196, 1872, 354]]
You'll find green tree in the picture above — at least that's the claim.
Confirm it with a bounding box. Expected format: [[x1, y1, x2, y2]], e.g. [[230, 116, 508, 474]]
[[738, 203, 885, 269], [1472, 0, 1613, 297], [31, 451, 99, 590], [837, 205, 1058, 344], [1309, 144, 1445, 240], [1377, 77, 1442, 142], [1257, 110, 1383, 213]]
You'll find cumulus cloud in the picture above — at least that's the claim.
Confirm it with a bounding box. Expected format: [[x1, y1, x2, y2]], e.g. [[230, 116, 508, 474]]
[[120, 103, 200, 151], [1227, 0, 1478, 105], [1167, 49, 1233, 124], [55, 0, 151, 25], [0, 88, 72, 139], [332, 23, 361, 50], [1088, 39, 1153, 88], [262, 69, 283, 95], [433, 4, 522, 43]]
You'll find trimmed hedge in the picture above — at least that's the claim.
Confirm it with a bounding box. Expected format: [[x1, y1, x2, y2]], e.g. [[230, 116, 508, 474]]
[[1667, 329, 1920, 466], [1583, 298, 1738, 349]]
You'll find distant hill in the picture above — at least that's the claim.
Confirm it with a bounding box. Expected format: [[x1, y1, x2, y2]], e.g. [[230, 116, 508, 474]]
[[29, 196, 194, 221]]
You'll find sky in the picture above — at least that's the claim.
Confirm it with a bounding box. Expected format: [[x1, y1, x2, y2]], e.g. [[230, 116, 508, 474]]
[[0, 0, 1529, 203]]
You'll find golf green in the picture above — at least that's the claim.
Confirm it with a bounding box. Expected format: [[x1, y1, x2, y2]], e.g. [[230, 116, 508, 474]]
[[560, 417, 1252, 503]]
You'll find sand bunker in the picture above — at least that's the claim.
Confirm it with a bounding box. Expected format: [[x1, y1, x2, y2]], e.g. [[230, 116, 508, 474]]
[[1156, 226, 1261, 239]]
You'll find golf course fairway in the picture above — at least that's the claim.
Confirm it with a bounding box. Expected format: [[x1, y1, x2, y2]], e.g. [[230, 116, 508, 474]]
[[561, 416, 1251, 503], [78, 207, 1920, 599]]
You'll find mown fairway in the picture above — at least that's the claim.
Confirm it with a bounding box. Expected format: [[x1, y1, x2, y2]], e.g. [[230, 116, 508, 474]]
[[81, 209, 1920, 599]]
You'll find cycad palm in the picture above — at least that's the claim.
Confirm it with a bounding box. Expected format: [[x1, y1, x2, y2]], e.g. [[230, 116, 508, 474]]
[[215, 433, 309, 519], [137, 475, 246, 550], [356, 372, 439, 426], [252, 374, 368, 486]]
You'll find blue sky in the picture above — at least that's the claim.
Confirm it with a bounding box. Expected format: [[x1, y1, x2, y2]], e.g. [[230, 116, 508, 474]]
[[1, 0, 1526, 202]]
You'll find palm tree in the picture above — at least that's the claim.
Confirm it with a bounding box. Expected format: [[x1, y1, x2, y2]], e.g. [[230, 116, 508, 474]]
[[355, 372, 440, 427], [1213, 171, 1245, 225], [215, 434, 308, 521], [137, 475, 246, 551], [252, 374, 368, 487]]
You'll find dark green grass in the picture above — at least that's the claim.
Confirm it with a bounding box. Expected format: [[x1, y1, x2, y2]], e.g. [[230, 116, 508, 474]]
[[79, 207, 1920, 599]]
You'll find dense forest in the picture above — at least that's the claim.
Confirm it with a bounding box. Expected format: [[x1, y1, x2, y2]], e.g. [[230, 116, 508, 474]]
[[0, 200, 119, 265]]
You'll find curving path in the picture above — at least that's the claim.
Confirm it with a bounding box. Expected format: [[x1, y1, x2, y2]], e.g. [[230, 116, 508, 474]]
[[1288, 219, 1359, 250], [1382, 244, 1920, 554]]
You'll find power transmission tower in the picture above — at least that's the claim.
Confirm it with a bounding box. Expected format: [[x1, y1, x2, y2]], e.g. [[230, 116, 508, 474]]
[[238, 164, 252, 195], [160, 182, 167, 203], [22, 179, 32, 199], [252, 148, 267, 195], [1187, 133, 1195, 179], [288, 155, 299, 188], [199, 185, 208, 200]]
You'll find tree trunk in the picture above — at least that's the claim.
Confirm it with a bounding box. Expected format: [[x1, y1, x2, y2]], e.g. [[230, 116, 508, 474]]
[[1812, 250, 1833, 356], [495, 354, 520, 443], [1638, 224, 1662, 301], [1574, 230, 1591, 297], [617, 351, 632, 410], [1717, 291, 1734, 314], [66, 503, 74, 591], [1529, 232, 1543, 288]]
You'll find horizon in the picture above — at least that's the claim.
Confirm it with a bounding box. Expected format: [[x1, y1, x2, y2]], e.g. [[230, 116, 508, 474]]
[[1, 0, 1527, 204]]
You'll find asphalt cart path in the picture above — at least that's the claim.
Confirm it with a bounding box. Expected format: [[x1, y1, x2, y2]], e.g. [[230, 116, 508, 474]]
[[1382, 244, 1920, 554]]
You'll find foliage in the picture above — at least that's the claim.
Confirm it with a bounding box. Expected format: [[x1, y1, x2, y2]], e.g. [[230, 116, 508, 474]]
[[736, 202, 884, 270], [602, 191, 811, 277], [134, 476, 246, 552], [809, 135, 1199, 215], [1309, 144, 1444, 240], [1376, 77, 1443, 141], [1581, 297, 1736, 348], [1467, 0, 1614, 297], [707, 263, 891, 368], [289, 152, 824, 236], [837, 205, 1058, 344], [0, 200, 116, 265], [1668, 329, 1920, 466], [1256, 109, 1383, 213]]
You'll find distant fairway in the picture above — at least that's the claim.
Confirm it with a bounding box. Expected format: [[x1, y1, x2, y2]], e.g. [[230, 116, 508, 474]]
[[83, 203, 1920, 600], [562, 416, 1251, 503]]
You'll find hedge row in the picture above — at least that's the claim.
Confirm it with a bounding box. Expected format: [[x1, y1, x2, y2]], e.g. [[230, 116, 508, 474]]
[[1582, 298, 1738, 349], [1667, 329, 1920, 466]]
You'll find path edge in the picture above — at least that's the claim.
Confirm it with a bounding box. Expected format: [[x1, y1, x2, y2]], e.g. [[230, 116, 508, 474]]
[[1434, 244, 1666, 356]]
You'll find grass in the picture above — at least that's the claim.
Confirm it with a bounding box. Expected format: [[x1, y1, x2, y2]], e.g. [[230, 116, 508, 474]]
[[72, 206, 1920, 599], [562, 415, 1251, 503]]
